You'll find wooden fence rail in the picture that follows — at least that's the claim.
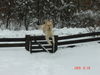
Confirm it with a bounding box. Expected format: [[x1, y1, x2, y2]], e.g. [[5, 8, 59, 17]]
[[0, 38, 25, 42], [0, 38, 25, 47], [58, 32, 100, 40], [58, 37, 100, 45], [0, 43, 25, 47]]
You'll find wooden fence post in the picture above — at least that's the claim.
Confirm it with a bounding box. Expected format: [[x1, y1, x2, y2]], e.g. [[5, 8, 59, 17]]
[[54, 35, 58, 53], [25, 35, 30, 51], [29, 36, 32, 53]]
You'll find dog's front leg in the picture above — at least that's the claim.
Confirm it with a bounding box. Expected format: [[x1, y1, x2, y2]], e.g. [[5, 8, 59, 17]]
[[52, 36, 55, 44], [45, 36, 52, 45]]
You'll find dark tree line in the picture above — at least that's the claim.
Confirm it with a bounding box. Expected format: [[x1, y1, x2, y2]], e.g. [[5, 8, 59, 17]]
[[0, 0, 100, 30]]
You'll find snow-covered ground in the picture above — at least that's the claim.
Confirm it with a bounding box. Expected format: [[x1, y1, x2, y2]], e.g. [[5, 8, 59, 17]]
[[0, 28, 100, 75], [0, 42, 100, 75], [0, 27, 86, 38]]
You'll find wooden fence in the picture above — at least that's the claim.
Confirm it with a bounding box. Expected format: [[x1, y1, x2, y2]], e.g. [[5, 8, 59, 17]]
[[58, 32, 100, 46], [25, 35, 58, 53], [0, 32, 100, 53]]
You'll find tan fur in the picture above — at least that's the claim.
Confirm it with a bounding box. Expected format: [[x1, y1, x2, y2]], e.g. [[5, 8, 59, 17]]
[[40, 20, 55, 45]]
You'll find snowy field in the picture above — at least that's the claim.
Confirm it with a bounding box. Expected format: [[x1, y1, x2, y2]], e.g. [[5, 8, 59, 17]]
[[0, 28, 100, 75], [0, 27, 86, 38]]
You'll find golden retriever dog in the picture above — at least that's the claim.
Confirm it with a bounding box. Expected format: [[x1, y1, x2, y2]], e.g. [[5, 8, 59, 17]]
[[40, 20, 55, 45]]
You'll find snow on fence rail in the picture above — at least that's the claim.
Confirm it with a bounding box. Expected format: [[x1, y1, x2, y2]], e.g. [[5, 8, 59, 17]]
[[0, 32, 100, 53], [0, 38, 25, 47]]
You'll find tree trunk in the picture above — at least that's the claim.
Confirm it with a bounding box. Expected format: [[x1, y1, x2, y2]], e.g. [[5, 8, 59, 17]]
[[24, 15, 28, 31], [6, 17, 9, 29]]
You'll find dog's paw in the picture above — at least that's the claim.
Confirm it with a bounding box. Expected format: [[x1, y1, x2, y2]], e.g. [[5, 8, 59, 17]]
[[48, 42, 52, 45], [49, 43, 52, 45]]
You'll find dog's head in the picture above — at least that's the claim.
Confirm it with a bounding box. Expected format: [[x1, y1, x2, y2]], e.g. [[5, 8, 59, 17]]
[[44, 20, 53, 30]]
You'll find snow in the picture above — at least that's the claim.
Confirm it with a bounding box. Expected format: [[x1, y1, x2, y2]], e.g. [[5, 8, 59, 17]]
[[74, 10, 100, 21], [61, 0, 64, 4], [55, 2, 75, 11], [0, 28, 100, 75], [0, 27, 87, 38], [0, 42, 100, 75]]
